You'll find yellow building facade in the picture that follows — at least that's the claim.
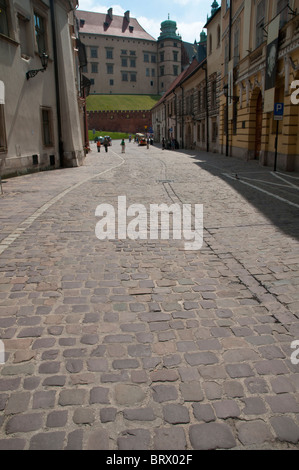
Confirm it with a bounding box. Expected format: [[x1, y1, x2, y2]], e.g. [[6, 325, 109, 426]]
[[220, 0, 299, 171]]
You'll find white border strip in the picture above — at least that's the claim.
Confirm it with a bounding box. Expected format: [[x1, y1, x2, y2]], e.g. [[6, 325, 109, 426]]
[[223, 173, 299, 210]]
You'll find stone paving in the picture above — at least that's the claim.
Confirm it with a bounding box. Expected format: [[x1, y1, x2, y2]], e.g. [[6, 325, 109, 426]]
[[0, 141, 299, 450]]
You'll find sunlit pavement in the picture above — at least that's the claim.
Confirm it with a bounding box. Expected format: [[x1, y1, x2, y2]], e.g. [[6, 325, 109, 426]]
[[0, 141, 299, 450]]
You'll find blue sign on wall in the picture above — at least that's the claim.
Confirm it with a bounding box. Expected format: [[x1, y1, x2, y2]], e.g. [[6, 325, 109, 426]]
[[274, 103, 284, 120]]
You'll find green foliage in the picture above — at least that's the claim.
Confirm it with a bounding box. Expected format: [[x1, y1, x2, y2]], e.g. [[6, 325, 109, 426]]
[[87, 94, 160, 111], [88, 130, 131, 141]]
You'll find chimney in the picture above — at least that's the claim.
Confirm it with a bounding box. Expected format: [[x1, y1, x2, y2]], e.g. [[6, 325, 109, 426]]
[[108, 8, 113, 20], [124, 10, 130, 22]]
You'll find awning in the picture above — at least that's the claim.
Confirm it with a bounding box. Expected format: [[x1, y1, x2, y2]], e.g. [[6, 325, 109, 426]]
[[0, 81, 4, 105]]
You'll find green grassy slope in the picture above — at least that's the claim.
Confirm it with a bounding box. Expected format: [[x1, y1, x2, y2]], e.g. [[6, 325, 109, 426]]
[[86, 94, 161, 111]]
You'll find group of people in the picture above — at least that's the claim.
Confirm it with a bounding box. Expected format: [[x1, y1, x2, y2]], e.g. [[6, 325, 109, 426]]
[[96, 137, 110, 153], [96, 135, 154, 155], [162, 137, 179, 150]]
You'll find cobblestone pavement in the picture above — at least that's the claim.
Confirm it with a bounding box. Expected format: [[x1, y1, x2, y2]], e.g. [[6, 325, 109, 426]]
[[0, 141, 299, 450]]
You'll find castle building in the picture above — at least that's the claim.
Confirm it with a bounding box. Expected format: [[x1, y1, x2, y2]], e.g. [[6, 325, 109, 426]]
[[77, 8, 206, 96]]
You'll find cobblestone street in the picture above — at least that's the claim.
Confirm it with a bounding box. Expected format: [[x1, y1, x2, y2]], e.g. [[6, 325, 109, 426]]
[[0, 141, 299, 450]]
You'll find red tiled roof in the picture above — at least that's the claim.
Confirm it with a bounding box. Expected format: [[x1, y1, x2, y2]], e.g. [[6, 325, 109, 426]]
[[77, 10, 156, 42]]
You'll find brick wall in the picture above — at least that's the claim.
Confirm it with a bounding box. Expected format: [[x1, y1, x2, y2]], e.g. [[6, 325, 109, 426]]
[[88, 110, 152, 134]]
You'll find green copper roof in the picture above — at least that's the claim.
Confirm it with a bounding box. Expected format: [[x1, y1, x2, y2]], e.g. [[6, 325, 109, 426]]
[[158, 17, 181, 41]]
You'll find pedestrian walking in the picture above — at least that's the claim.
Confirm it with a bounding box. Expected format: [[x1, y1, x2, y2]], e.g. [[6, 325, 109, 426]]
[[146, 138, 150, 149], [97, 140, 101, 153], [121, 139, 125, 153], [162, 137, 165, 150], [104, 138, 108, 153]]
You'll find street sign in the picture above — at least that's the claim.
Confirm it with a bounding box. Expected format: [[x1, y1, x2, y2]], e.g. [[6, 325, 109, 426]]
[[274, 103, 284, 121]]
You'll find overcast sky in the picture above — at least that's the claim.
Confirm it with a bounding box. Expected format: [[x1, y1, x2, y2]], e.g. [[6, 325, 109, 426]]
[[77, 0, 215, 43]]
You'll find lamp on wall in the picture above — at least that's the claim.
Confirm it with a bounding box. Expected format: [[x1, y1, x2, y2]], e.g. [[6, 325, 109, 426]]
[[26, 53, 49, 80]]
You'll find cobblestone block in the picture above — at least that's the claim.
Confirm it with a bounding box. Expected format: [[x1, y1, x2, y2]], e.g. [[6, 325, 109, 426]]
[[117, 429, 151, 450], [46, 410, 68, 428], [163, 404, 190, 424], [270, 416, 299, 444], [189, 423, 236, 450], [152, 384, 178, 403], [6, 413, 44, 434], [123, 407, 155, 421], [237, 421, 273, 446], [153, 428, 187, 450]]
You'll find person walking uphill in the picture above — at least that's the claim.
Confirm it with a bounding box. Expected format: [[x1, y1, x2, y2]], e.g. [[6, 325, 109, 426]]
[[121, 139, 125, 154]]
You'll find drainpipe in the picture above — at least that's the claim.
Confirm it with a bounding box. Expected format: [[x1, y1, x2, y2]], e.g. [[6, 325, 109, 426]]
[[50, 0, 64, 167]]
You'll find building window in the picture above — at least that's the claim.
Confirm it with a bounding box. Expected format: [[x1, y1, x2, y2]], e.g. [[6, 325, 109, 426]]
[[34, 12, 47, 53], [107, 64, 114, 74], [212, 118, 218, 142], [217, 25, 221, 48], [146, 68, 150, 77], [130, 59, 136, 67], [224, 41, 229, 75], [90, 47, 98, 58], [130, 50, 136, 55], [106, 49, 113, 59], [256, 0, 266, 48], [144, 53, 149, 62], [121, 49, 127, 55], [130, 73, 136, 82], [173, 65, 179, 76], [160, 66, 165, 77], [41, 108, 53, 147], [0, 0, 9, 37], [151, 69, 155, 77], [90, 78, 95, 85], [277, 0, 289, 28], [110, 79, 114, 86], [209, 34, 212, 55], [122, 73, 128, 82], [202, 87, 207, 110], [211, 80, 217, 107], [173, 51, 178, 62], [151, 55, 156, 63], [18, 14, 31, 58], [198, 90, 201, 112], [160, 52, 164, 62], [234, 27, 240, 66], [121, 58, 128, 67], [91, 63, 98, 73]]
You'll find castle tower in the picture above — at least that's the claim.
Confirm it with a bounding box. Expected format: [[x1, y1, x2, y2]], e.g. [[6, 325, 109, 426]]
[[157, 16, 182, 94]]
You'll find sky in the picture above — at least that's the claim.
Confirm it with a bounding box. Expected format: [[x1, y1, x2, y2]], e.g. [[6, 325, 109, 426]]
[[76, 0, 215, 43]]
